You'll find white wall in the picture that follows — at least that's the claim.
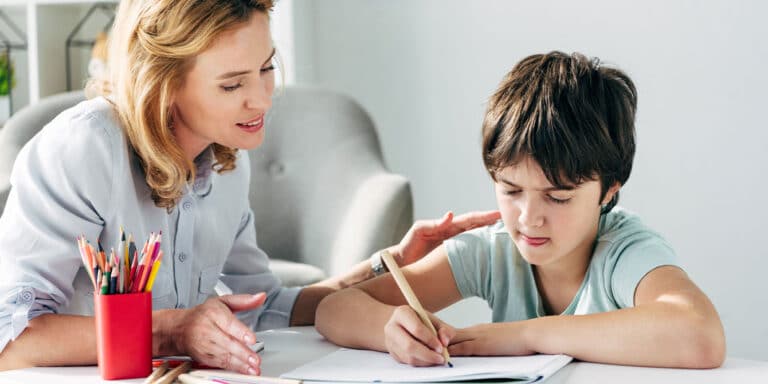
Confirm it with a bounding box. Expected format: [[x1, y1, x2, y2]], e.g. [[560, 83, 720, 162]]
[[290, 0, 768, 361]]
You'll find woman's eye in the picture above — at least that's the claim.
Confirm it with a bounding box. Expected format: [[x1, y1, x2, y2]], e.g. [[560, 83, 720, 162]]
[[504, 190, 520, 196], [261, 65, 275, 73], [221, 83, 242, 92]]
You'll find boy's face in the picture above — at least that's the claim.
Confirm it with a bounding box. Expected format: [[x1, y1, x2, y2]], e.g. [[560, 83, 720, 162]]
[[494, 157, 617, 271]]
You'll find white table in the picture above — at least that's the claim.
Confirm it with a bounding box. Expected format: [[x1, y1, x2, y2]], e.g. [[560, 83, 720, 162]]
[[0, 326, 766, 383]]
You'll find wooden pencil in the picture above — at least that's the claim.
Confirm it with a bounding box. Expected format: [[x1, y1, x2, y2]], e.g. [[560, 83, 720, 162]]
[[380, 250, 453, 367]]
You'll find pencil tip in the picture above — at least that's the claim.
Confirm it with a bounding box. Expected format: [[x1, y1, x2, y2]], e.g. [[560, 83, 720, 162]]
[[447, 362, 453, 368]]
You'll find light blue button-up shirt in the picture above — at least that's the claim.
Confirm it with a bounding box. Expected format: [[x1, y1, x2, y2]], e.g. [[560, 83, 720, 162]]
[[0, 97, 300, 353]]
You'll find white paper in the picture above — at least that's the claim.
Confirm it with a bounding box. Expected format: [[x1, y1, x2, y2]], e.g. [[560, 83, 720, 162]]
[[281, 348, 572, 383]]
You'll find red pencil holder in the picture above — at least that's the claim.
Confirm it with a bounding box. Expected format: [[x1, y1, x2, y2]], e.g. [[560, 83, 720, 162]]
[[95, 291, 152, 380]]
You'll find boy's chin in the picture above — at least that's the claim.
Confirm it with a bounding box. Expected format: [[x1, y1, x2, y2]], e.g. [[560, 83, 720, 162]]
[[516, 246, 554, 266]]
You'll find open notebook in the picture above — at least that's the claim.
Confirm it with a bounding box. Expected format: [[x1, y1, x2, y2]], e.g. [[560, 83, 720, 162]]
[[281, 348, 572, 383]]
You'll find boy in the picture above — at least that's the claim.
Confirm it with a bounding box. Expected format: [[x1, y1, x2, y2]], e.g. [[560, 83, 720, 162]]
[[315, 51, 725, 368]]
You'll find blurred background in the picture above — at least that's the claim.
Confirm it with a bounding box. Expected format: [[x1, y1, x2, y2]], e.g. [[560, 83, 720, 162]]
[[2, 0, 766, 361]]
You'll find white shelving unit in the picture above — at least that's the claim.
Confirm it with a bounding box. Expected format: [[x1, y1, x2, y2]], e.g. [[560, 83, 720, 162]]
[[0, 0, 296, 118], [0, 0, 116, 114]]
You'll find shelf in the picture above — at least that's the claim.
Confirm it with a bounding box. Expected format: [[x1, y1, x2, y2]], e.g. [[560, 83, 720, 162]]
[[0, 0, 117, 115]]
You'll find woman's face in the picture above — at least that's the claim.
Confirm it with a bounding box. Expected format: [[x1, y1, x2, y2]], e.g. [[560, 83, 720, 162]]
[[171, 11, 275, 161], [494, 156, 619, 271]]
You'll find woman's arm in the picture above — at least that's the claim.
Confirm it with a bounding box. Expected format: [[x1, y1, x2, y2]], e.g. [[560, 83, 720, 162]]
[[292, 211, 501, 326], [0, 315, 96, 370], [449, 266, 725, 368], [0, 294, 268, 374], [289, 257, 376, 326]]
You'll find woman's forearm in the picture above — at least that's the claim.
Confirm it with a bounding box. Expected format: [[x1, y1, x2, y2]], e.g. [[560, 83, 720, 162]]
[[289, 256, 382, 326], [0, 314, 96, 370], [0, 310, 186, 371]]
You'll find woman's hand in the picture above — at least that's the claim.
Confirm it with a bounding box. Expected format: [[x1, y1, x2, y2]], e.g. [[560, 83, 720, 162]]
[[383, 305, 456, 366], [171, 293, 266, 375], [390, 210, 501, 266], [449, 322, 536, 357]]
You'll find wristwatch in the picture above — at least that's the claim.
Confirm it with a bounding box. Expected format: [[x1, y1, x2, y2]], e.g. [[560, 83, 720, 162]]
[[370, 250, 389, 276]]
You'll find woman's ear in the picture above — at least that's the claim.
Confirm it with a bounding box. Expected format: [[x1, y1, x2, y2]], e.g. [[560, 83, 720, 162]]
[[601, 182, 622, 205]]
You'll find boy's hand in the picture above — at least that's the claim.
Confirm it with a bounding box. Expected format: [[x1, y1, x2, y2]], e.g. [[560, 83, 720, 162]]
[[448, 322, 536, 356], [170, 293, 266, 375], [391, 210, 501, 266], [383, 305, 456, 366]]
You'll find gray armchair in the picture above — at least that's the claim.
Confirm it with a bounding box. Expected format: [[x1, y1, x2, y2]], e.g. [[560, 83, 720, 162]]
[[0, 86, 413, 287], [251, 86, 413, 286]]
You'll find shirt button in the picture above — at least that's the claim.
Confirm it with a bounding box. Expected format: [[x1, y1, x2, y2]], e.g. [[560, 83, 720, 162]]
[[178, 252, 187, 262], [194, 180, 204, 190], [183, 201, 193, 210], [17, 288, 34, 304], [268, 161, 286, 176]]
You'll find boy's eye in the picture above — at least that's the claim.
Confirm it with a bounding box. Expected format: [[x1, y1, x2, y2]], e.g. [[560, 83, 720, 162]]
[[261, 65, 275, 73], [221, 83, 242, 92], [504, 190, 521, 196], [547, 195, 571, 204]]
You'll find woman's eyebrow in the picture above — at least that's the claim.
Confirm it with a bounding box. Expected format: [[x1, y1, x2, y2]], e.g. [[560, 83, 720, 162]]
[[215, 48, 276, 80]]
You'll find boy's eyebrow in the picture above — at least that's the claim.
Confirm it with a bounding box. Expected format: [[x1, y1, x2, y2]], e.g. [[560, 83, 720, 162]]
[[499, 178, 575, 191], [215, 48, 276, 80]]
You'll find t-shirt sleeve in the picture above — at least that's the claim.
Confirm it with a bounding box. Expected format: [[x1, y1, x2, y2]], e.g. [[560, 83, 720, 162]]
[[608, 236, 679, 308], [444, 227, 494, 300]]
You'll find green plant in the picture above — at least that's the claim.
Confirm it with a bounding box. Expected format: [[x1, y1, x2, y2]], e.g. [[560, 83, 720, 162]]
[[0, 52, 16, 96]]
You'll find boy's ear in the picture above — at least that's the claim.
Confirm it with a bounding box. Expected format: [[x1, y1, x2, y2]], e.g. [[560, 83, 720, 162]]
[[601, 182, 622, 205]]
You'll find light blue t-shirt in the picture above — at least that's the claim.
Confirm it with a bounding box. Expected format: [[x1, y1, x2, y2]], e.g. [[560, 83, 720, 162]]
[[445, 208, 678, 321]]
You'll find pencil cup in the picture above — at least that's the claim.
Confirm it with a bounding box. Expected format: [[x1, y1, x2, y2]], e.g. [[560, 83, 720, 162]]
[[95, 291, 152, 380]]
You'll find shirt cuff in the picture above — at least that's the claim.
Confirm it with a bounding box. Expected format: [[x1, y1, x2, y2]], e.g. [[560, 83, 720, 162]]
[[237, 286, 302, 331], [0, 286, 49, 354]]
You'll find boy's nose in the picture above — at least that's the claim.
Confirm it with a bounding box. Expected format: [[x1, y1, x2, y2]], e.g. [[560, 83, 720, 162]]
[[518, 202, 544, 228]]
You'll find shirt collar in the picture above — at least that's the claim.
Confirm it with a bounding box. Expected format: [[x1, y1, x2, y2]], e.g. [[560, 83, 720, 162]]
[[191, 146, 214, 197]]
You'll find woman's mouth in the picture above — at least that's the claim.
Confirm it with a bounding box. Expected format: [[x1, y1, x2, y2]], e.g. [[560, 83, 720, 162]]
[[237, 116, 264, 133]]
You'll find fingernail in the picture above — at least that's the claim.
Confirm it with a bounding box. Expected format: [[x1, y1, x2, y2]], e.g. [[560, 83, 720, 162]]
[[244, 335, 254, 344], [248, 356, 258, 366], [435, 345, 443, 353], [248, 367, 257, 375]]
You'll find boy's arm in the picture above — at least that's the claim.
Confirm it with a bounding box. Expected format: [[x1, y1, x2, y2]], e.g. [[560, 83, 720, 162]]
[[450, 266, 725, 368], [316, 245, 463, 352]]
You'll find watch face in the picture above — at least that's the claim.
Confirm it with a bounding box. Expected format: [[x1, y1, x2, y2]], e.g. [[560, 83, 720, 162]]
[[371, 252, 385, 275]]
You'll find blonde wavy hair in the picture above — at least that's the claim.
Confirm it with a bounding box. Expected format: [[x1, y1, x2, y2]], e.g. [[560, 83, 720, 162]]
[[88, 0, 274, 210]]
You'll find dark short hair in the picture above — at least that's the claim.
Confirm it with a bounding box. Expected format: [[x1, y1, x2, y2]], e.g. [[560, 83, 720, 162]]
[[481, 51, 637, 213]]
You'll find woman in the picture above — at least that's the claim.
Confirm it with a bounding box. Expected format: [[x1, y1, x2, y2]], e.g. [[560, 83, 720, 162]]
[[0, 0, 499, 375]]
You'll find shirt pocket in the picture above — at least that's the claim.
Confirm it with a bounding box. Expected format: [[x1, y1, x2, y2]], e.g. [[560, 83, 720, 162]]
[[196, 264, 222, 305]]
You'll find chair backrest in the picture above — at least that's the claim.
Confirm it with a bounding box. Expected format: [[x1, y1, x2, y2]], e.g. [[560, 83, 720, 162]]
[[0, 91, 86, 214], [249, 86, 413, 275]]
